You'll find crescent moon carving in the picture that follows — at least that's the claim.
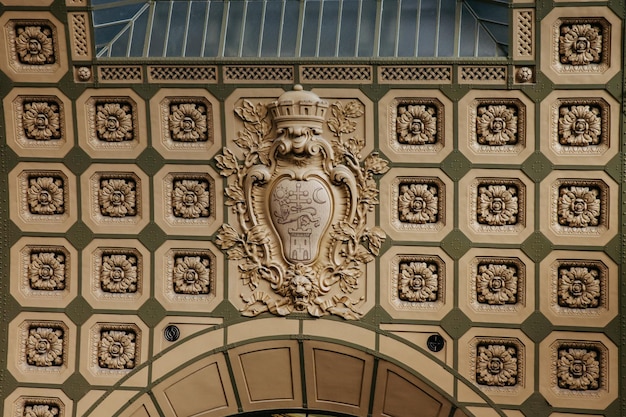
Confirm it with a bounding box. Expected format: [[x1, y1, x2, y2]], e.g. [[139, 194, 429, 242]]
[[312, 187, 326, 204]]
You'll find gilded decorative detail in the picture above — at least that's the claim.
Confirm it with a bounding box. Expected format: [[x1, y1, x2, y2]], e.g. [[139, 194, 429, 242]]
[[476, 263, 517, 305], [100, 254, 137, 294], [398, 182, 438, 224], [477, 184, 518, 226], [398, 261, 438, 302], [557, 347, 599, 390], [23, 101, 60, 140], [476, 344, 518, 386], [169, 103, 208, 142], [559, 24, 602, 66], [172, 179, 210, 218], [24, 404, 60, 417], [98, 329, 136, 370], [29, 252, 65, 291], [558, 266, 600, 309], [173, 256, 210, 295], [396, 104, 437, 145], [26, 327, 63, 367], [95, 102, 133, 142], [15, 25, 54, 65], [98, 178, 136, 217], [476, 105, 518, 146], [216, 86, 388, 319], [558, 105, 601, 146], [27, 176, 64, 215], [557, 185, 600, 227]]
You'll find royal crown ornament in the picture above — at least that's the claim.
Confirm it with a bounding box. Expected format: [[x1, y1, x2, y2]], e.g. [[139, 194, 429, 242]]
[[215, 85, 389, 319]]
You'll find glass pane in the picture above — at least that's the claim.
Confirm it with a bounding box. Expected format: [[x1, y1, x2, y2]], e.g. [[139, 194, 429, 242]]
[[242, 1, 263, 56], [379, 0, 399, 56], [110, 27, 130, 56], [166, 2, 189, 57], [437, 0, 455, 57], [357, 0, 376, 57], [185, 2, 209, 57], [147, 2, 169, 56], [203, 2, 223, 57], [129, 9, 149, 56], [92, 4, 144, 25], [261, 0, 282, 56], [417, 0, 437, 57], [301, 0, 320, 56], [477, 26, 496, 56], [338, 0, 358, 56], [224, 1, 245, 56], [280, 0, 300, 57], [397, 0, 417, 57], [458, 5, 476, 56], [319, 0, 339, 56]]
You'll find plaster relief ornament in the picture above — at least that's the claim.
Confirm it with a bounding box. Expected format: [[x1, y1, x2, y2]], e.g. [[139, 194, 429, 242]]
[[559, 24, 602, 66], [477, 185, 518, 226], [15, 26, 54, 65], [24, 404, 59, 417], [398, 261, 438, 302], [558, 105, 601, 146], [23, 101, 61, 140], [398, 183, 438, 224], [557, 348, 599, 390], [169, 103, 208, 142], [99, 178, 136, 217], [98, 329, 136, 369], [172, 179, 210, 218], [476, 105, 518, 146], [215, 86, 389, 319], [476, 344, 518, 386], [396, 104, 437, 144], [100, 254, 137, 293], [173, 255, 210, 294], [558, 266, 600, 309], [557, 186, 600, 228], [95, 102, 133, 142], [26, 327, 63, 367], [476, 264, 517, 305], [29, 252, 65, 291], [27, 177, 64, 215]]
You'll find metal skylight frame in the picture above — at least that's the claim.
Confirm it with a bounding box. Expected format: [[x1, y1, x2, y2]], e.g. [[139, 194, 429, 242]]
[[92, 0, 510, 59]]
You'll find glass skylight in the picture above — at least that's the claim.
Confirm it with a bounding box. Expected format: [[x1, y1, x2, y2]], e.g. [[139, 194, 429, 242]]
[[92, 0, 510, 59]]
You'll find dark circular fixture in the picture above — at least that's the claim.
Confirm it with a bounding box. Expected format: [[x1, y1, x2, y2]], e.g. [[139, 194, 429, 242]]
[[426, 334, 445, 352], [164, 325, 180, 342]]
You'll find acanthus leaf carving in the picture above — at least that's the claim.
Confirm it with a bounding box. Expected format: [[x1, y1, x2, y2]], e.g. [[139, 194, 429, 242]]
[[216, 86, 388, 319]]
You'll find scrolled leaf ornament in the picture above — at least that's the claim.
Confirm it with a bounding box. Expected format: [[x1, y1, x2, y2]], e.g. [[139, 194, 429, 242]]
[[216, 85, 388, 319]]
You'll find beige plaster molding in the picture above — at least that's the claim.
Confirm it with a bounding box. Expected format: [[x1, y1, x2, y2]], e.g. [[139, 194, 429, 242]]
[[10, 237, 78, 309], [539, 90, 619, 166], [378, 89, 453, 164], [540, 7, 622, 84], [458, 248, 535, 324], [150, 88, 222, 160], [458, 90, 535, 165], [539, 251, 617, 327]]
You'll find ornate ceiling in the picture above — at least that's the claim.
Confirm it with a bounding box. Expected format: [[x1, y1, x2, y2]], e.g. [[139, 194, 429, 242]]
[[0, 1, 623, 417]]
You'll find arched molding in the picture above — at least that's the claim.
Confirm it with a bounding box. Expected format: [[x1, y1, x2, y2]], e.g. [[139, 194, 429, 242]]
[[79, 321, 508, 417]]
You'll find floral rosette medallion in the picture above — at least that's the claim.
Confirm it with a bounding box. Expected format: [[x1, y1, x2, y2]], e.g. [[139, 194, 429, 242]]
[[216, 86, 388, 319]]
